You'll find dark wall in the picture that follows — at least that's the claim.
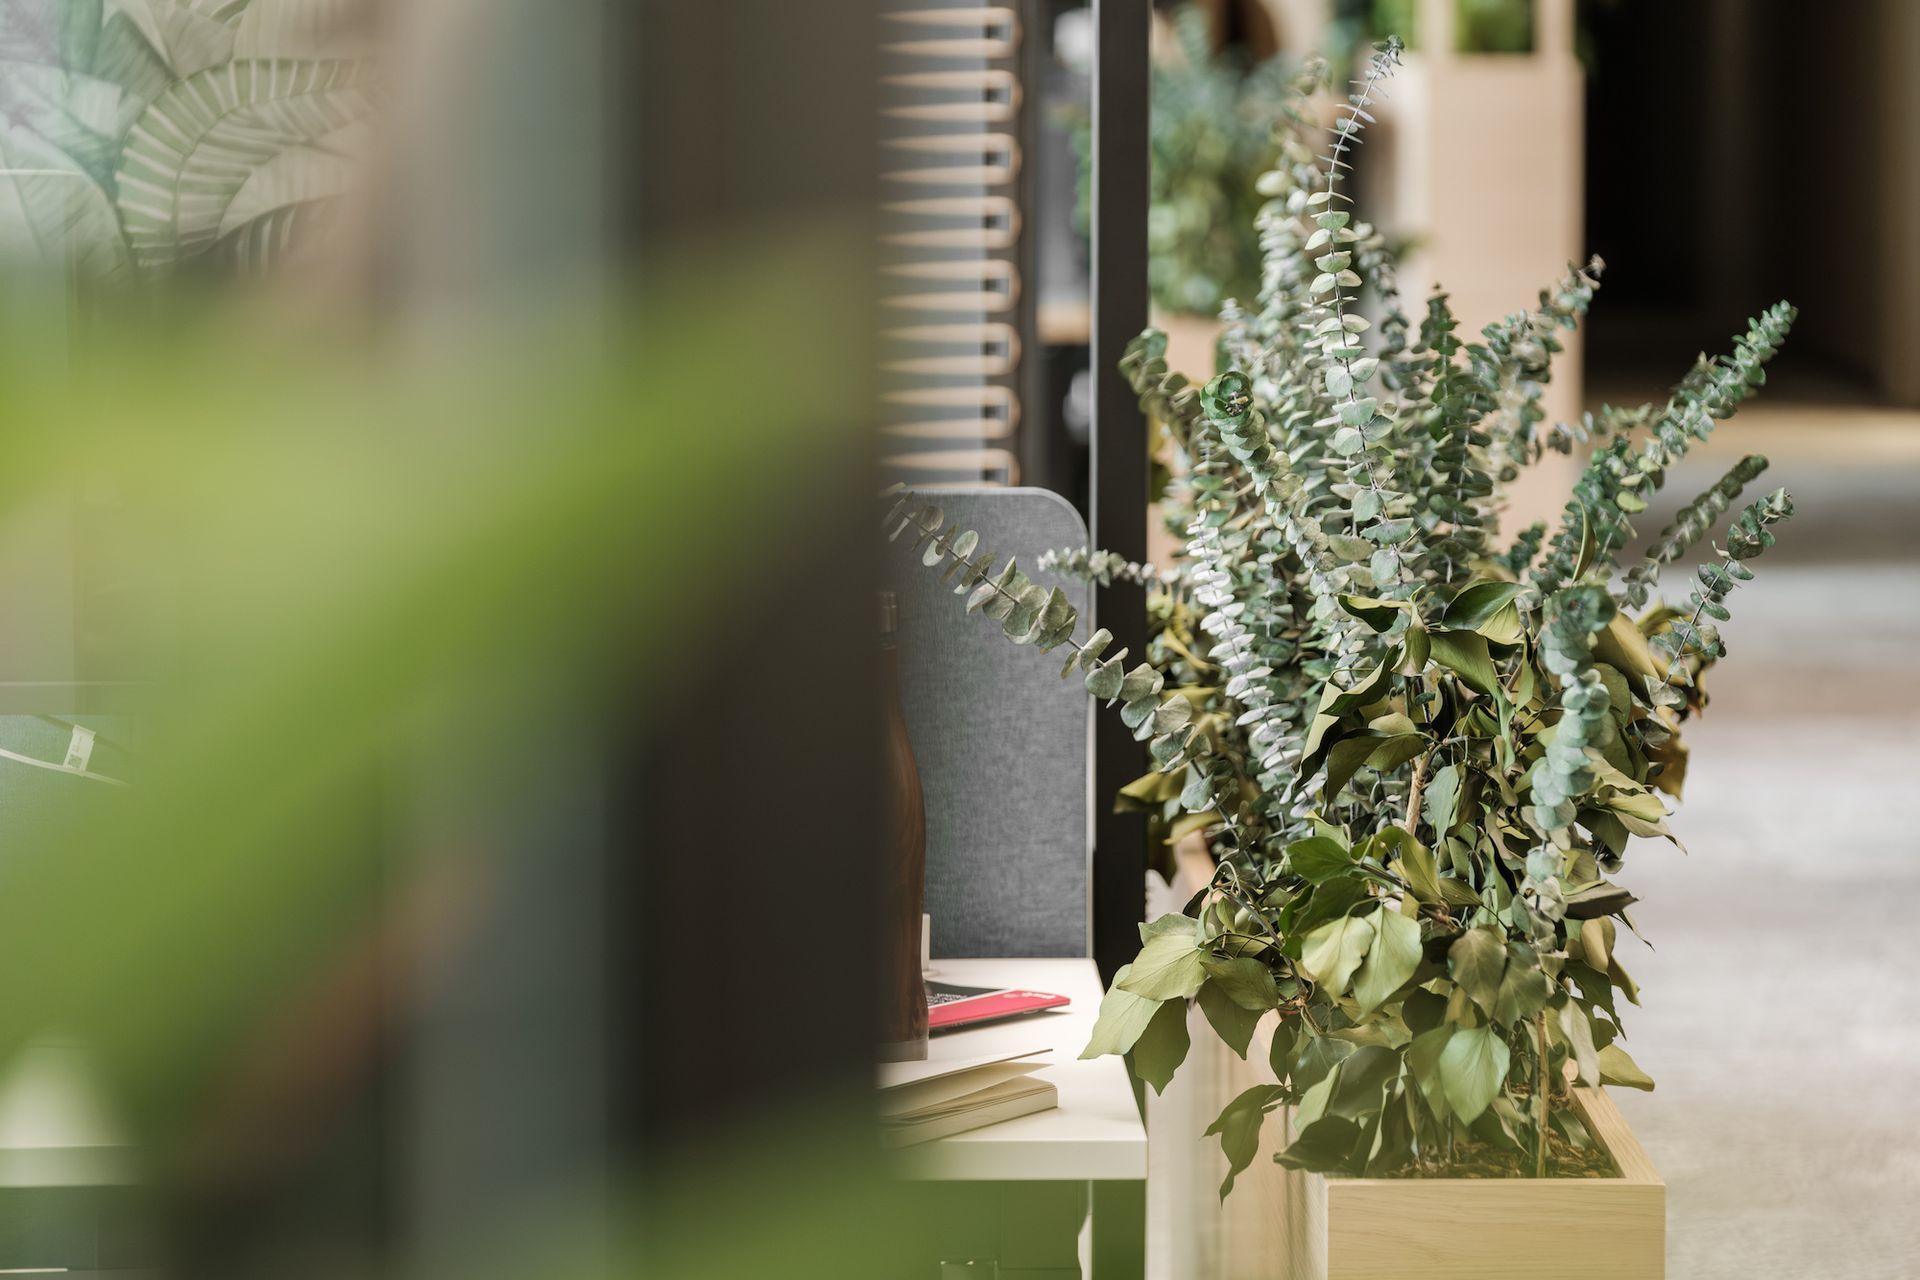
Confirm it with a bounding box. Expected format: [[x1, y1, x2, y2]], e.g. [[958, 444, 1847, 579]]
[[609, 0, 885, 1181], [1583, 0, 1920, 403]]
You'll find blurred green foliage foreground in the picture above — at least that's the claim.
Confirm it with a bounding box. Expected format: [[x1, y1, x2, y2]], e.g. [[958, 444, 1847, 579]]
[[0, 239, 926, 1277]]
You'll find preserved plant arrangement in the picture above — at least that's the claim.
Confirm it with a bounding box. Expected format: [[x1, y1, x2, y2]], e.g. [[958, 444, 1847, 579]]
[[884, 41, 1795, 1187]]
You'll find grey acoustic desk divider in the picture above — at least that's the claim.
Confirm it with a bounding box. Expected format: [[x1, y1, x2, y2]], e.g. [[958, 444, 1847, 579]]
[[887, 487, 1092, 959]]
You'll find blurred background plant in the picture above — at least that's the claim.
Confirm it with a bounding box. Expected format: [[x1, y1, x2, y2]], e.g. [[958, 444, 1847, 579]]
[[1068, 5, 1313, 318], [0, 0, 375, 279], [1362, 0, 1532, 54], [1327, 0, 1618, 74]]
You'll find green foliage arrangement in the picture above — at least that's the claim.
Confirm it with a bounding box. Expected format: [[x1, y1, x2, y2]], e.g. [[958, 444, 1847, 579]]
[[887, 40, 1797, 1185], [0, 0, 373, 279], [1365, 0, 1533, 54], [1070, 6, 1315, 317]]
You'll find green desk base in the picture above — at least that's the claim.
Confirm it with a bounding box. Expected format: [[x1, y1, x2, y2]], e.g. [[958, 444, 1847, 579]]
[[894, 1178, 1144, 1278]]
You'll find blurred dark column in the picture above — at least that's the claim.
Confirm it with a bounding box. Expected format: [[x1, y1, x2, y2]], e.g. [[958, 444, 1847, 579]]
[[1885, 1, 1920, 407], [614, 2, 880, 263], [1014, 0, 1053, 489], [1700, 0, 1757, 345], [608, 0, 884, 1171], [1089, 0, 1149, 983], [385, 2, 623, 1275]]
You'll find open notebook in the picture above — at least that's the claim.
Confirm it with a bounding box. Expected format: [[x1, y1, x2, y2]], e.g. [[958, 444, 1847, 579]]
[[877, 1049, 1056, 1147]]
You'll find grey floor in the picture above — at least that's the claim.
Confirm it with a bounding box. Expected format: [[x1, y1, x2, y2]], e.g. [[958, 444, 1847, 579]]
[[1610, 401, 1920, 1279]]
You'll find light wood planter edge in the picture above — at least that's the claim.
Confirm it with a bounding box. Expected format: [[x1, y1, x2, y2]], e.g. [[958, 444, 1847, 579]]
[[1281, 1085, 1664, 1280]]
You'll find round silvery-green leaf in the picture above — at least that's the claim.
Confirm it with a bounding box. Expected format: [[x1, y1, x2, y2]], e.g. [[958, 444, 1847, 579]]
[[1084, 656, 1126, 701], [1201, 371, 1253, 424]]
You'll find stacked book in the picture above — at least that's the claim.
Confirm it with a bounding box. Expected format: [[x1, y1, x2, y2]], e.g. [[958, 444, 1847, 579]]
[[877, 1049, 1055, 1147]]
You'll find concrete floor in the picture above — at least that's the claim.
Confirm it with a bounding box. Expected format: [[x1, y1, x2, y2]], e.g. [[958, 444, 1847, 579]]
[[1609, 399, 1920, 1279]]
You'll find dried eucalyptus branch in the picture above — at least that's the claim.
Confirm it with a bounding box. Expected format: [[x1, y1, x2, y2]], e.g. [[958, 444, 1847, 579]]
[[1037, 547, 1164, 589]]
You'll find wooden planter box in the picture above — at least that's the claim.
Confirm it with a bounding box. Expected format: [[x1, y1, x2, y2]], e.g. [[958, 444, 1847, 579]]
[[1277, 1086, 1664, 1280], [1144, 999, 1662, 1278]]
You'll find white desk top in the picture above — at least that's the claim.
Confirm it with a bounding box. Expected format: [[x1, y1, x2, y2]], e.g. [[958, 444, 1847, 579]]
[[0, 1038, 135, 1188], [892, 957, 1147, 1182]]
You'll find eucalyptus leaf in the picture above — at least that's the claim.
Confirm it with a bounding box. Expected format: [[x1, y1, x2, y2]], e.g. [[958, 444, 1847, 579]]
[[1084, 656, 1126, 701]]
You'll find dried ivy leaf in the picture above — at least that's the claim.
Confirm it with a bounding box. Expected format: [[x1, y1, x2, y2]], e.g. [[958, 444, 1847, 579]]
[[1274, 1115, 1363, 1175], [1206, 1084, 1288, 1198], [1336, 593, 1411, 632], [1298, 912, 1373, 995], [1491, 952, 1553, 1024], [1079, 963, 1161, 1059], [1405, 1025, 1453, 1122], [1324, 732, 1425, 800], [1422, 763, 1461, 834], [1197, 980, 1261, 1059], [1558, 999, 1600, 1086], [1352, 908, 1420, 1015], [1597, 1042, 1654, 1091], [1427, 630, 1499, 697], [1132, 995, 1191, 1094], [1117, 919, 1207, 1000], [1437, 1024, 1509, 1124], [1448, 928, 1506, 1014], [1286, 835, 1356, 884], [1202, 955, 1281, 1012]]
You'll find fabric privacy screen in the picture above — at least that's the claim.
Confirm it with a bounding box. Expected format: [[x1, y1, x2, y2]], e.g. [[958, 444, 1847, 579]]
[[887, 487, 1091, 958]]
